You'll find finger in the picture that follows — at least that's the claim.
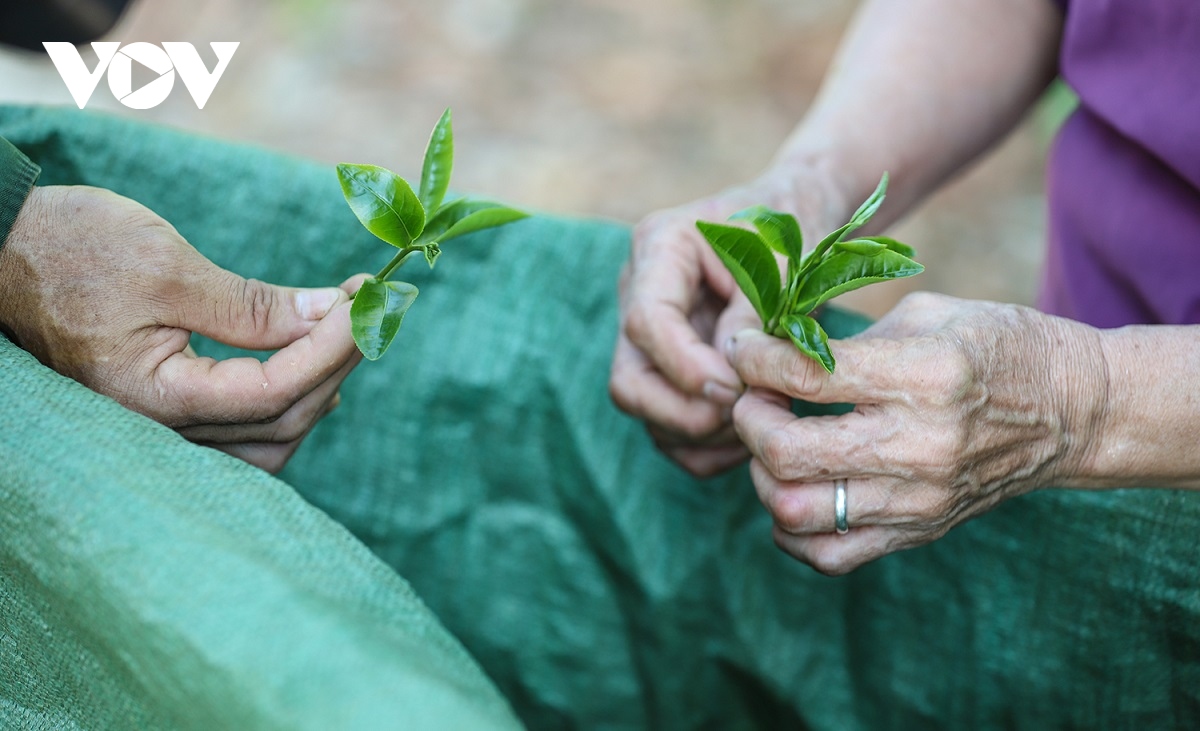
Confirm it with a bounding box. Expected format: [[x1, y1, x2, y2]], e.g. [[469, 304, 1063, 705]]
[[646, 420, 740, 449], [610, 333, 733, 441], [711, 291, 760, 356], [749, 462, 946, 535], [727, 329, 903, 404], [622, 253, 742, 400], [660, 443, 750, 477], [207, 437, 305, 475], [733, 389, 887, 481], [155, 300, 357, 424], [169, 263, 350, 351], [177, 354, 358, 443], [770, 524, 907, 576], [340, 273, 372, 296]]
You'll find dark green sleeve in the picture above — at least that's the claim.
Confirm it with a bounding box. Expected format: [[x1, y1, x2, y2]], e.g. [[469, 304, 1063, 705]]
[[0, 135, 40, 250]]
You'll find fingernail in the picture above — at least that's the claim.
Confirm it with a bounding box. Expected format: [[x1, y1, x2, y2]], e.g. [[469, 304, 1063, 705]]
[[703, 380, 741, 406], [725, 328, 761, 359], [296, 288, 342, 320]]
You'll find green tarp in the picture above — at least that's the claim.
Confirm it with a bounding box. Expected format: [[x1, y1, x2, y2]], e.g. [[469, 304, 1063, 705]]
[[1, 105, 1198, 729]]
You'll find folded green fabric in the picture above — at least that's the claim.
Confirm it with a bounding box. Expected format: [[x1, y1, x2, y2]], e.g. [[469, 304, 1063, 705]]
[[0, 135, 39, 249], [1, 105, 1198, 730]]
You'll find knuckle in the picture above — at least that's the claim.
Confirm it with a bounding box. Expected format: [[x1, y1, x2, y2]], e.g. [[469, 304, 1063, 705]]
[[607, 375, 637, 416], [623, 305, 653, 346], [757, 427, 796, 477], [237, 278, 276, 336], [766, 491, 809, 532], [779, 360, 821, 399], [897, 291, 945, 313]]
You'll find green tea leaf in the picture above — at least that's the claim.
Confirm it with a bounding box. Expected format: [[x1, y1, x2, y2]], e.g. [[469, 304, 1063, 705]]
[[857, 235, 916, 259], [802, 221, 855, 272], [350, 278, 419, 360], [793, 249, 924, 314], [799, 173, 892, 272], [730, 205, 804, 262], [337, 163, 426, 248], [849, 172, 888, 227], [695, 221, 781, 324], [420, 198, 527, 244], [435, 205, 528, 244], [781, 314, 835, 373], [419, 108, 454, 213]]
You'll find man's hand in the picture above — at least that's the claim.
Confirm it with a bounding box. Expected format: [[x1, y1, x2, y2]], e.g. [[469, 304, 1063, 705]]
[[0, 185, 365, 473]]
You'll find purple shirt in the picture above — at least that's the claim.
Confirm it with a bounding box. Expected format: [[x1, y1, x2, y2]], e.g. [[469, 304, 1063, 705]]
[[1039, 0, 1200, 327]]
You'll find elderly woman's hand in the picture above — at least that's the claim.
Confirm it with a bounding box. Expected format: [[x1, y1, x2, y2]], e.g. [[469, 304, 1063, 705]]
[[726, 292, 1110, 574], [609, 168, 852, 477]]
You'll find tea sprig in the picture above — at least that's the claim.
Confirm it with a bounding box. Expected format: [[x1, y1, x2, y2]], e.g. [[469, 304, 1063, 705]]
[[696, 173, 922, 372], [337, 109, 528, 360]]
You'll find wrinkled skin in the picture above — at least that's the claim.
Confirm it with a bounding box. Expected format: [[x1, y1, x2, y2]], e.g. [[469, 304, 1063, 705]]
[[0, 185, 365, 473], [726, 292, 1110, 574], [609, 171, 847, 477]]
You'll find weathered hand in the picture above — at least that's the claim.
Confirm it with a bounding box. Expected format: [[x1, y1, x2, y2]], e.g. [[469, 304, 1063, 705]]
[[727, 292, 1108, 574], [0, 185, 366, 473], [609, 171, 845, 477]]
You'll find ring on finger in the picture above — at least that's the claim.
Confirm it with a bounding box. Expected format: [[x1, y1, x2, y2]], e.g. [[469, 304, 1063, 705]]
[[834, 478, 849, 535]]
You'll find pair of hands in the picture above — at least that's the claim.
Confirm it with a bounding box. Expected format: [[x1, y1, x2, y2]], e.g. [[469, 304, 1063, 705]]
[[0, 185, 366, 474], [611, 177, 1108, 573]]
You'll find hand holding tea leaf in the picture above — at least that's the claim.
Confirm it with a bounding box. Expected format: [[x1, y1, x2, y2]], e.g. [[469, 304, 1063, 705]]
[[337, 109, 529, 360], [695, 173, 923, 372]]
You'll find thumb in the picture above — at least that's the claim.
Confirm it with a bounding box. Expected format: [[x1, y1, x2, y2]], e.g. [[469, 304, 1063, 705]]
[[712, 291, 762, 360], [177, 267, 349, 350]]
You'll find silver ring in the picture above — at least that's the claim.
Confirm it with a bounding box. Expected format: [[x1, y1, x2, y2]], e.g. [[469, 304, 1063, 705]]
[[834, 479, 849, 535]]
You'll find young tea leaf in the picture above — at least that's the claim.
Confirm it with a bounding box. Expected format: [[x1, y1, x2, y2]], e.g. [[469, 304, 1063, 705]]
[[803, 221, 855, 273], [337, 163, 426, 248], [793, 249, 924, 314], [422, 242, 441, 268], [730, 205, 804, 263], [350, 278, 419, 360], [781, 314, 835, 373], [848, 172, 888, 228], [695, 221, 782, 324], [420, 198, 525, 244], [419, 109, 454, 213], [435, 205, 528, 244]]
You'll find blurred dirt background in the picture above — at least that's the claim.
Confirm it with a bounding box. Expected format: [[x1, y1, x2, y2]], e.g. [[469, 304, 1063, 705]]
[[0, 0, 1069, 316]]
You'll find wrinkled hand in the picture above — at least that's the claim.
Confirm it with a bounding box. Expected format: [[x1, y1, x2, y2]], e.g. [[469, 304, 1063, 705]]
[[609, 179, 804, 476], [727, 292, 1108, 574], [0, 185, 366, 473]]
